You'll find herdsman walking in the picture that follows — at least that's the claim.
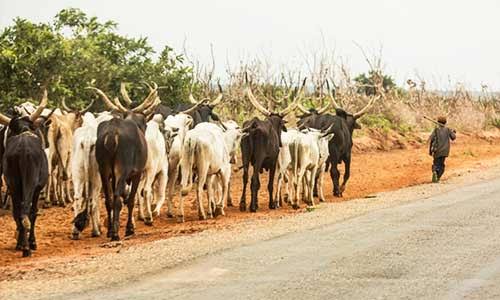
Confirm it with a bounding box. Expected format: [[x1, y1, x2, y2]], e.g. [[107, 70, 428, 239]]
[[429, 116, 456, 182]]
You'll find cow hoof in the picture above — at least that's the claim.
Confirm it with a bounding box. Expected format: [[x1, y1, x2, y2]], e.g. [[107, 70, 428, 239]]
[[111, 235, 120, 241], [138, 215, 144, 221], [214, 207, 224, 217], [144, 218, 153, 226], [107, 231, 112, 238], [227, 201, 233, 207], [125, 228, 135, 237], [22, 249, 31, 257], [292, 204, 300, 210], [152, 210, 159, 217], [177, 215, 185, 223], [42, 202, 51, 209], [71, 232, 81, 240], [15, 244, 22, 251], [250, 206, 257, 213], [166, 212, 174, 218], [319, 198, 325, 203], [91, 231, 101, 238], [239, 202, 246, 212], [58, 202, 66, 208], [29, 242, 37, 250], [198, 214, 207, 221], [284, 194, 290, 203], [269, 202, 277, 210]]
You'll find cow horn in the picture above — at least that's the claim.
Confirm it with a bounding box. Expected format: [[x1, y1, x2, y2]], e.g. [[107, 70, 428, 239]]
[[61, 96, 72, 112], [353, 95, 379, 119], [296, 103, 310, 114], [280, 77, 307, 116], [188, 93, 198, 104], [325, 79, 340, 109], [80, 98, 96, 114], [210, 93, 223, 107], [245, 87, 270, 116], [86, 87, 122, 112], [120, 82, 133, 106], [0, 112, 11, 126], [143, 96, 161, 116], [179, 101, 204, 114], [317, 102, 331, 114], [141, 81, 154, 92], [113, 96, 128, 112], [131, 88, 158, 113], [29, 88, 48, 122]]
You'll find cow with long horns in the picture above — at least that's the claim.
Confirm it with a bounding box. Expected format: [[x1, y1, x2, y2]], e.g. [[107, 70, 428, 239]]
[[297, 81, 377, 197], [0, 89, 49, 257], [85, 85, 160, 241], [239, 77, 306, 212]]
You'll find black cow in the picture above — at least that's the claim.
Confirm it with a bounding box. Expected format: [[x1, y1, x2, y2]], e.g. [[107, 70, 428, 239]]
[[239, 81, 304, 212], [297, 95, 376, 197], [87, 86, 158, 241], [0, 92, 49, 257]]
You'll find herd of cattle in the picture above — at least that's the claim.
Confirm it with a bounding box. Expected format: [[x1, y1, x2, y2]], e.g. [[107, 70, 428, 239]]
[[0, 80, 375, 257]]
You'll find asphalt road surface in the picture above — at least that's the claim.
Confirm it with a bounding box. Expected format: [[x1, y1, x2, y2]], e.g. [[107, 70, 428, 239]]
[[65, 177, 500, 300]]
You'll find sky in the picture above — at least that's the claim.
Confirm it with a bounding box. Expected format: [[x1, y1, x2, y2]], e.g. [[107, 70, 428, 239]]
[[1, 0, 500, 90]]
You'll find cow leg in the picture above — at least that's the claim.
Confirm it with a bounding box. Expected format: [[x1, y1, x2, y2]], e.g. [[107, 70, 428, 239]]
[[239, 165, 249, 212], [90, 188, 101, 238], [100, 173, 113, 238], [268, 164, 277, 210], [206, 176, 215, 219], [340, 158, 351, 194], [330, 162, 342, 197], [250, 163, 262, 213], [226, 178, 233, 207], [153, 170, 167, 218], [166, 164, 178, 218], [71, 179, 85, 240], [137, 180, 146, 222], [294, 168, 306, 210], [11, 189, 23, 251], [125, 175, 140, 237], [43, 162, 53, 208], [318, 167, 326, 202], [197, 166, 209, 220], [215, 167, 230, 217], [308, 168, 317, 207], [28, 186, 41, 251]]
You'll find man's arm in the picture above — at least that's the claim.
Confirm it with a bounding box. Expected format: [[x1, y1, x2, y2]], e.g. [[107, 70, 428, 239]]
[[429, 129, 436, 155], [449, 128, 456, 141]]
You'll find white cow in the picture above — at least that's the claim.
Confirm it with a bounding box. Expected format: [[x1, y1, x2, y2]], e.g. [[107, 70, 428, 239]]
[[290, 128, 334, 208], [179, 123, 232, 222], [164, 113, 193, 218], [137, 114, 177, 225], [275, 128, 300, 207], [70, 112, 110, 239]]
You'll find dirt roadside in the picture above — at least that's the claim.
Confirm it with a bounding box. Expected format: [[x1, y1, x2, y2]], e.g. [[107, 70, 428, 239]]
[[1, 130, 500, 288]]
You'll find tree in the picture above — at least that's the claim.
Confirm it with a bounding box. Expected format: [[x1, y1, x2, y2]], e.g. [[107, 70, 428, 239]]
[[0, 8, 194, 111], [353, 70, 396, 96]]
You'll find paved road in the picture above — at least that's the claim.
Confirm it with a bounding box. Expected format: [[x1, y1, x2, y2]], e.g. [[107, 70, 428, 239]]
[[68, 178, 500, 300]]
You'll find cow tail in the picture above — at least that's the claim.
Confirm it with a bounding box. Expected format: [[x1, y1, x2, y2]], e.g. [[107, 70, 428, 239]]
[[180, 137, 195, 194], [103, 130, 119, 154], [54, 128, 69, 181], [20, 156, 36, 230], [73, 145, 91, 231]]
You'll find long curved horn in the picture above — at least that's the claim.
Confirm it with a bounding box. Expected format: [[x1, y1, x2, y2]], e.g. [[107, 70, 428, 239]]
[[80, 98, 96, 114], [86, 87, 122, 112], [141, 81, 154, 92], [61, 97, 72, 112], [245, 87, 270, 116], [179, 101, 203, 114], [120, 82, 133, 106], [188, 93, 198, 104], [317, 102, 331, 114], [296, 103, 310, 114], [210, 93, 223, 107], [0, 112, 11, 126], [143, 97, 161, 116], [353, 95, 379, 119], [29, 88, 48, 122], [325, 79, 340, 109], [113, 96, 128, 112], [131, 88, 158, 113], [280, 77, 307, 116]]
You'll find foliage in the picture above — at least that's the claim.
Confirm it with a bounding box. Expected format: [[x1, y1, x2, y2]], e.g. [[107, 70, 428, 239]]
[[353, 70, 396, 96], [0, 8, 194, 111]]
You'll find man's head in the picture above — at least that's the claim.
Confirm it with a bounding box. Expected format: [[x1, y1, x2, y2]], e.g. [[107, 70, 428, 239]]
[[437, 116, 447, 125]]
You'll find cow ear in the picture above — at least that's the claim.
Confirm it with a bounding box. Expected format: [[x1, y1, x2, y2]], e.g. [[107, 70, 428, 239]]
[[354, 122, 362, 129]]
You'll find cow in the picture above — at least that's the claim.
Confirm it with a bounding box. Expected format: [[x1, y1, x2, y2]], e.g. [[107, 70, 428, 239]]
[[88, 86, 159, 241], [179, 122, 232, 221], [275, 128, 300, 207], [297, 87, 377, 197], [289, 127, 334, 208], [174, 89, 224, 128], [44, 98, 94, 207], [70, 112, 113, 240], [0, 89, 49, 257], [137, 114, 177, 225], [239, 79, 305, 212]]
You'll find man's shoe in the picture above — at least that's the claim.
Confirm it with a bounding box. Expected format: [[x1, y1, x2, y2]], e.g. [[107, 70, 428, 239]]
[[432, 171, 438, 183]]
